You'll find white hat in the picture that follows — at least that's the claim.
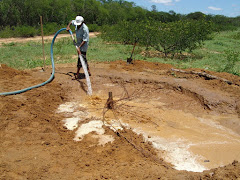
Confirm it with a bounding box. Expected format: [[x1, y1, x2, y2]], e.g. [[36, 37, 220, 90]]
[[74, 16, 84, 26]]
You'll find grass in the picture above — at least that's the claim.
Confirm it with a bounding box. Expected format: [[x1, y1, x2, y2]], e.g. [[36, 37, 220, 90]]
[[185, 30, 240, 75], [0, 29, 240, 75]]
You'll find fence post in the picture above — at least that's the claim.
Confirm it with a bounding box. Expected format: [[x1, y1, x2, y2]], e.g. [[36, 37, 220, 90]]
[[40, 16, 46, 71]]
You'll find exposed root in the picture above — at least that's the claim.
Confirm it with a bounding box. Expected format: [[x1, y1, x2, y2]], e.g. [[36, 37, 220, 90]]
[[171, 68, 240, 86], [101, 82, 167, 167]]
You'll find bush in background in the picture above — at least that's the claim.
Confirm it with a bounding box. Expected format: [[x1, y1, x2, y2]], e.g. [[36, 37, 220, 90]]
[[43, 23, 61, 36], [88, 24, 100, 32], [0, 25, 38, 38], [156, 20, 214, 57], [0, 26, 13, 38], [101, 19, 214, 57], [222, 50, 240, 75], [14, 25, 38, 37], [233, 31, 240, 40]]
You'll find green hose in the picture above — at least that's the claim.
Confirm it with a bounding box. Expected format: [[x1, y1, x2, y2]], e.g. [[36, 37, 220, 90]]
[[0, 28, 71, 96]]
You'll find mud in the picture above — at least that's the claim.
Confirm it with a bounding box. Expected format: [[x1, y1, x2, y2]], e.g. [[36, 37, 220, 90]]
[[1, 60, 240, 179]]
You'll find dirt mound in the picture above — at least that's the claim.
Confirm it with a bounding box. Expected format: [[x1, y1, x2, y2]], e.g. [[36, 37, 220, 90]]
[[0, 64, 37, 92], [0, 64, 29, 78], [109, 60, 173, 72], [1, 62, 240, 179]]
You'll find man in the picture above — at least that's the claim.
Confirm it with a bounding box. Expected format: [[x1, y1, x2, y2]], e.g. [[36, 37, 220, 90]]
[[66, 16, 91, 79]]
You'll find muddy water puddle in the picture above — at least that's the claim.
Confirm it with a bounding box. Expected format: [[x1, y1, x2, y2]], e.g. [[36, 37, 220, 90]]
[[57, 93, 240, 172], [126, 108, 240, 172]]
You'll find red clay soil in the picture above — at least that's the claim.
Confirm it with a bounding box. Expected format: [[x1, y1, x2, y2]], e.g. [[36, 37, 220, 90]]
[[1, 61, 240, 179]]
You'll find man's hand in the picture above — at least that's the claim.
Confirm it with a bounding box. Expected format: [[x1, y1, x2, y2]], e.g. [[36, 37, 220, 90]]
[[66, 21, 72, 31], [77, 47, 81, 55], [66, 26, 71, 31]]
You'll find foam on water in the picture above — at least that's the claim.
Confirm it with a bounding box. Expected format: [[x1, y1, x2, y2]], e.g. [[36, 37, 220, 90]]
[[151, 137, 206, 172], [57, 102, 240, 172], [105, 119, 124, 131], [63, 117, 81, 130], [132, 128, 206, 172], [57, 102, 76, 113], [74, 120, 104, 141], [92, 134, 115, 146]]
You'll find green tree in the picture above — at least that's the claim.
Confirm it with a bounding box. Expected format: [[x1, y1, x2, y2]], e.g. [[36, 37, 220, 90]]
[[0, 0, 21, 26], [186, 11, 205, 20], [156, 20, 213, 57]]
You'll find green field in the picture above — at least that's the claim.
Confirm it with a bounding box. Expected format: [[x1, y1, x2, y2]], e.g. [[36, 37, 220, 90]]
[[0, 29, 239, 76]]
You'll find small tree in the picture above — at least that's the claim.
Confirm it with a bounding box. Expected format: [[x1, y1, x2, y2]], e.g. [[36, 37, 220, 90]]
[[155, 20, 213, 57], [101, 19, 214, 58]]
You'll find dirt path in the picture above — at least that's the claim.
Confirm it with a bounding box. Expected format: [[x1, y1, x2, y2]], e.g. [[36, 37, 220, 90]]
[[1, 60, 240, 179], [0, 32, 99, 46]]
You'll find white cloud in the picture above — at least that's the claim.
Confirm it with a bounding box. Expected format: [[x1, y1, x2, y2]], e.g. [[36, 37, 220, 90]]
[[208, 6, 222, 11], [150, 0, 179, 5], [151, 0, 172, 4]]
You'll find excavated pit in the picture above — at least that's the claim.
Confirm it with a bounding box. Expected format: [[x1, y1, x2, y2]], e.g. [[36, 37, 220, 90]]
[[1, 60, 240, 179]]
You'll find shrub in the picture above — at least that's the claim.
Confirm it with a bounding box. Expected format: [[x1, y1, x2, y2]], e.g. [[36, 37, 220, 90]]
[[14, 25, 38, 37], [232, 31, 240, 40], [101, 19, 214, 57], [88, 24, 100, 32], [156, 20, 214, 57], [0, 26, 13, 38], [100, 21, 138, 44], [43, 22, 60, 35], [211, 23, 238, 32], [0, 25, 39, 38], [222, 50, 240, 75], [101, 20, 157, 48]]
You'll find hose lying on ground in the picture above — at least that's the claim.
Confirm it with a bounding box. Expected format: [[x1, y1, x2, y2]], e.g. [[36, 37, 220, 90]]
[[0, 28, 65, 96], [0, 28, 92, 96]]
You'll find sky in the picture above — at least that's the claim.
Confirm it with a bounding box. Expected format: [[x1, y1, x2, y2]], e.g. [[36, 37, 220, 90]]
[[125, 0, 240, 17]]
